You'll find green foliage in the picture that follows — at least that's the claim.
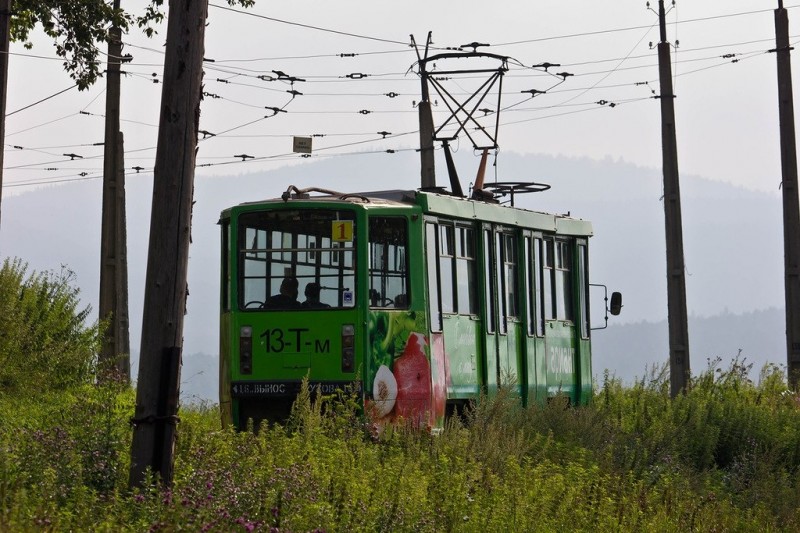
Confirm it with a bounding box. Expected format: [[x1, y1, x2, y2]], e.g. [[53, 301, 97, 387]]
[[10, 0, 129, 90], [10, 0, 256, 90], [0, 382, 134, 530], [136, 0, 255, 38], [2, 359, 800, 531], [0, 258, 101, 392]]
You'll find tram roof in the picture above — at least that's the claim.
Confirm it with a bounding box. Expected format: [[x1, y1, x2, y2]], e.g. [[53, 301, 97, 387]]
[[224, 187, 592, 237]]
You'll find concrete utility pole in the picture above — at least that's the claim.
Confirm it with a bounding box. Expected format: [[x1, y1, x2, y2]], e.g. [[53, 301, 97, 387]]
[[99, 0, 131, 382], [415, 32, 436, 189], [129, 0, 207, 488], [656, 0, 691, 397], [773, 0, 800, 389], [0, 0, 11, 236]]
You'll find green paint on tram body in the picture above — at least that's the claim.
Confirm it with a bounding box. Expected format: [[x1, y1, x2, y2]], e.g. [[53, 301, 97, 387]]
[[219, 188, 597, 430]]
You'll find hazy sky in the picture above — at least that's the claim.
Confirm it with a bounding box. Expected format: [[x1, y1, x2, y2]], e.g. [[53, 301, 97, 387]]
[[3, 0, 799, 195]]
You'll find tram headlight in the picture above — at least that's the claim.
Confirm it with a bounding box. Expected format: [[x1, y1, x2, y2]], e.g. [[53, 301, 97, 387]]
[[240, 326, 253, 375], [342, 324, 355, 373]]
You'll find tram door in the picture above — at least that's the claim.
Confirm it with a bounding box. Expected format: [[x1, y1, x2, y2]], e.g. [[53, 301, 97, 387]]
[[482, 225, 522, 397], [542, 237, 579, 402], [523, 233, 546, 404]]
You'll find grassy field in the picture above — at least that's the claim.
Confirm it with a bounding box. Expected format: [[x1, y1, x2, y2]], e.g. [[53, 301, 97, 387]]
[[2, 259, 800, 531], [2, 362, 800, 532]]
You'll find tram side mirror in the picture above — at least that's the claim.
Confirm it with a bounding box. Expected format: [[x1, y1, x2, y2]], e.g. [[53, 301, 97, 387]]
[[609, 292, 623, 316]]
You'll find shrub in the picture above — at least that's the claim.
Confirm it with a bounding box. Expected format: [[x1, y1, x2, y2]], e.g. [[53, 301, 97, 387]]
[[0, 258, 100, 393]]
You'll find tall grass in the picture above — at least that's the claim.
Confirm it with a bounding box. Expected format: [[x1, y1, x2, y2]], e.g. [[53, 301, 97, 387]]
[[2, 259, 799, 530], [1, 359, 799, 532]]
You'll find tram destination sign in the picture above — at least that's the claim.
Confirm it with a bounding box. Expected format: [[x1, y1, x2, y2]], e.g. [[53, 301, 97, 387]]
[[232, 380, 361, 398]]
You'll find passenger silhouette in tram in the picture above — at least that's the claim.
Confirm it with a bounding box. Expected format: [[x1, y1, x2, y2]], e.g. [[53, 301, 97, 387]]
[[263, 277, 300, 309], [302, 282, 330, 309]]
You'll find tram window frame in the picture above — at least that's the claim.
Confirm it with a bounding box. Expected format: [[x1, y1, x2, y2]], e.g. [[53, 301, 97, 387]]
[[439, 224, 456, 314], [455, 225, 478, 315], [242, 226, 269, 307], [368, 217, 410, 309], [483, 228, 496, 334], [578, 241, 590, 338], [524, 236, 532, 335], [427, 220, 479, 319], [542, 238, 555, 321], [425, 222, 442, 332], [493, 230, 519, 335], [222, 221, 231, 312], [503, 232, 518, 320], [524, 235, 544, 336], [495, 233, 507, 334], [238, 210, 356, 310], [533, 237, 544, 335], [555, 239, 573, 321]]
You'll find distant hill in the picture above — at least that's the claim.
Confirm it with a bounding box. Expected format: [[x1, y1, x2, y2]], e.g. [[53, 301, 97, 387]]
[[167, 308, 790, 404], [592, 307, 787, 385], [1, 151, 789, 401]]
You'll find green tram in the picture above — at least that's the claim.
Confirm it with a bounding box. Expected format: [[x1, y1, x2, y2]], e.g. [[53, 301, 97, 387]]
[[219, 186, 604, 430]]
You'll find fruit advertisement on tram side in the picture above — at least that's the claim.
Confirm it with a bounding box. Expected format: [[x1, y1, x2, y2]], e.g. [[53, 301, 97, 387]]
[[366, 310, 445, 429]]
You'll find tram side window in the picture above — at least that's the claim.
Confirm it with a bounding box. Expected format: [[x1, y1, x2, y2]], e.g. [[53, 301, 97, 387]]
[[243, 226, 268, 306], [524, 236, 543, 336], [542, 238, 555, 320], [534, 237, 544, 335], [484, 229, 496, 333], [439, 225, 455, 313], [524, 236, 532, 334], [555, 240, 573, 321], [429, 222, 478, 320], [494, 234, 506, 333], [578, 242, 589, 338], [455, 226, 477, 314], [222, 221, 231, 311], [503, 233, 518, 319], [426, 223, 441, 331], [493, 231, 518, 335], [368, 217, 409, 308]]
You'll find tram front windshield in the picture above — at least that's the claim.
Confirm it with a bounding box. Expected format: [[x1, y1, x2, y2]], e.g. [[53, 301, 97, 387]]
[[238, 209, 356, 310]]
